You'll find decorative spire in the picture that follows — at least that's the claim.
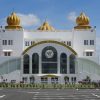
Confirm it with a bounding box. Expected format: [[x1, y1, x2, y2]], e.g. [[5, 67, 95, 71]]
[[37, 20, 55, 31]]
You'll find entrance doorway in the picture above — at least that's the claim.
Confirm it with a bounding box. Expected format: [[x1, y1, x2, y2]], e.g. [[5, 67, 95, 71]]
[[51, 77, 58, 84], [41, 75, 59, 84], [22, 77, 27, 83], [41, 77, 48, 84], [30, 76, 35, 83]]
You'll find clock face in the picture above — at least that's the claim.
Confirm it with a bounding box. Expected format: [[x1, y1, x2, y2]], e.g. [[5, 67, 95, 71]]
[[45, 50, 54, 58]]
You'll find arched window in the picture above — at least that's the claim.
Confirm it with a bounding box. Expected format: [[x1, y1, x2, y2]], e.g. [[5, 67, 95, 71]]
[[60, 53, 67, 74], [42, 46, 57, 74], [32, 53, 39, 74], [23, 54, 29, 74], [69, 54, 75, 74]]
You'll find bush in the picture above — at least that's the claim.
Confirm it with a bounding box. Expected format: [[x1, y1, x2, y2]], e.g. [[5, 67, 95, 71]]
[[0, 83, 97, 89]]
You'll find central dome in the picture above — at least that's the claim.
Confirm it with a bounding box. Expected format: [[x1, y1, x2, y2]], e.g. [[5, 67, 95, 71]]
[[37, 21, 55, 31]]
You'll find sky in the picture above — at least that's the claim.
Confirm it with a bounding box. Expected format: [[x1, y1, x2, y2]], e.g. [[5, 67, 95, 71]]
[[0, 0, 100, 53]]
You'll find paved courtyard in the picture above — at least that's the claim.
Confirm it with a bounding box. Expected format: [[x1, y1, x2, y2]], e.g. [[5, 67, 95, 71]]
[[0, 88, 100, 100]]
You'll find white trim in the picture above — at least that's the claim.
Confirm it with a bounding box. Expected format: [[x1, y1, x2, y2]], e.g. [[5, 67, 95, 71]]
[[37, 74, 61, 76], [3, 50, 13, 52], [84, 50, 94, 52]]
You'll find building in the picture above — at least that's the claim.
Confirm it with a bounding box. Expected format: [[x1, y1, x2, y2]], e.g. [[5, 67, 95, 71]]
[[0, 12, 100, 84]]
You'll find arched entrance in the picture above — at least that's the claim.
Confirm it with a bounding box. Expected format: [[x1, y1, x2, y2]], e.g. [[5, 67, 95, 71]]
[[22, 40, 77, 84]]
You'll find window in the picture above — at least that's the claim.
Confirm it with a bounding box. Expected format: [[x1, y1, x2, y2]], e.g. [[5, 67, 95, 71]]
[[8, 40, 13, 45], [41, 77, 48, 84], [63, 41, 66, 43], [25, 41, 27, 46], [71, 77, 76, 83], [84, 40, 88, 45], [69, 54, 75, 74], [22, 77, 27, 83], [2, 40, 7, 45], [23, 54, 30, 74], [31, 41, 33, 45], [31, 41, 35, 45], [90, 40, 94, 45], [32, 53, 39, 74], [2, 40, 4, 45], [8, 52, 11, 56], [86, 52, 93, 56], [4, 52, 11, 56], [25, 41, 30, 46], [8, 40, 10, 45], [51, 77, 58, 84], [2, 40, 13, 45], [42, 46, 57, 74], [60, 53, 67, 74], [67, 41, 71, 46], [30, 76, 35, 83], [11, 40, 13, 45], [4, 52, 7, 56]]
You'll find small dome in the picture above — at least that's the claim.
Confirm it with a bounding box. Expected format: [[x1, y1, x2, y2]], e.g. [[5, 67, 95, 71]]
[[74, 12, 91, 29], [76, 12, 90, 25], [7, 12, 20, 25], [5, 12, 22, 29], [37, 21, 55, 31]]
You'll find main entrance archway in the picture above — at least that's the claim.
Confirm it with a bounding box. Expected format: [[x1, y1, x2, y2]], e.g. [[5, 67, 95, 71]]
[[22, 40, 77, 84]]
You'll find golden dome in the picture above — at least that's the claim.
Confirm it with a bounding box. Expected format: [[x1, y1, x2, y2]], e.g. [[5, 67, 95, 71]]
[[74, 12, 91, 29], [76, 13, 90, 25], [5, 12, 22, 29], [37, 21, 55, 31]]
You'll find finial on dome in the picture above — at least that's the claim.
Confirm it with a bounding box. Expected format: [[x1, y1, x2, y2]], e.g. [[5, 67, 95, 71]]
[[74, 12, 91, 29], [5, 12, 22, 29], [45, 16, 47, 22]]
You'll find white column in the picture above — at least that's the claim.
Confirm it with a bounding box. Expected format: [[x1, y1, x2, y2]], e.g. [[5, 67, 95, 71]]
[[30, 55, 32, 74], [39, 55, 42, 74], [27, 76, 30, 83], [58, 54, 60, 74], [69, 76, 71, 83], [20, 56, 23, 81], [48, 77, 51, 84], [35, 76, 40, 84], [60, 76, 64, 84], [67, 56, 70, 74], [75, 59, 78, 74]]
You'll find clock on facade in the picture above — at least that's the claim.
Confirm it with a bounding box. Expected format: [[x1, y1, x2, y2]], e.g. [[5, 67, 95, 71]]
[[45, 50, 54, 58]]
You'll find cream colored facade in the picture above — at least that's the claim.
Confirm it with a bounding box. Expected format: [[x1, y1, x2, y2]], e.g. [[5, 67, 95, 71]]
[[0, 12, 99, 84]]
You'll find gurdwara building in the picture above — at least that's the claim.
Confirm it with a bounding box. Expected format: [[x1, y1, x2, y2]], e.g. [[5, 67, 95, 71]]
[[0, 12, 100, 84]]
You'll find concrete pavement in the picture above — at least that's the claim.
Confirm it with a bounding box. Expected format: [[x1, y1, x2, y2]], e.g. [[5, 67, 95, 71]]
[[0, 88, 100, 100]]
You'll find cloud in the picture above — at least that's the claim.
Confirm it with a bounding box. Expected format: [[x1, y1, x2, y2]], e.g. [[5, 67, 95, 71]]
[[17, 13, 40, 27], [0, 13, 41, 28], [0, 18, 6, 26], [67, 12, 77, 22]]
